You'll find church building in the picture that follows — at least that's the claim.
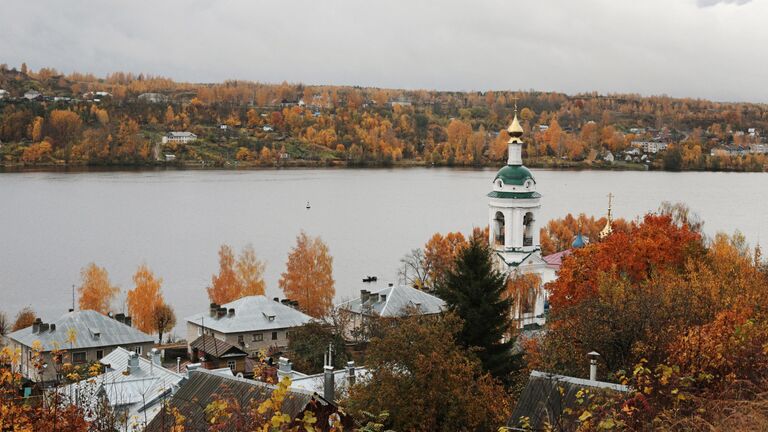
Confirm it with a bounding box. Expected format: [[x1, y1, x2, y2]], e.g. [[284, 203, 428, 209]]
[[487, 107, 561, 328]]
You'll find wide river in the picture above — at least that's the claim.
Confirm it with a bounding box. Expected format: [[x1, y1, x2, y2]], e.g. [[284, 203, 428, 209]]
[[1, 168, 766, 337]]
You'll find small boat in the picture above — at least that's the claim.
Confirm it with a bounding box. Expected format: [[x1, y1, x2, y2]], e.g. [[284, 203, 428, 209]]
[[306, 201, 311, 209], [362, 275, 378, 283]]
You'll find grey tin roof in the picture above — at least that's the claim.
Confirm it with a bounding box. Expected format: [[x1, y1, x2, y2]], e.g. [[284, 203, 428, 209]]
[[508, 370, 629, 431], [336, 285, 445, 317], [61, 347, 185, 427], [185, 295, 314, 334], [166, 131, 196, 138], [144, 368, 326, 432], [7, 309, 154, 352]]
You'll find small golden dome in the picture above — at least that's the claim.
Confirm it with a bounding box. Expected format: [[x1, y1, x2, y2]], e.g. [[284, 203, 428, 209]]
[[507, 113, 524, 137]]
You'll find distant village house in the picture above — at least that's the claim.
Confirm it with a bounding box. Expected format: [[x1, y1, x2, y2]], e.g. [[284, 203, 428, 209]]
[[162, 131, 197, 144]]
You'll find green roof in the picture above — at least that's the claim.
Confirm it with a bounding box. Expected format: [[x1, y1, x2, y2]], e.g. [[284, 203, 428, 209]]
[[487, 191, 542, 199], [494, 164, 536, 186]]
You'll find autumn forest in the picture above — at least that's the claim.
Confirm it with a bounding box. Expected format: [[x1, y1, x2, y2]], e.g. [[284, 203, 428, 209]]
[[2, 63, 768, 171]]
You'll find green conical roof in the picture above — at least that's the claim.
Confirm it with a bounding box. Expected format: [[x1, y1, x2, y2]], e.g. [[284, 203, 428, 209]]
[[494, 164, 535, 186]]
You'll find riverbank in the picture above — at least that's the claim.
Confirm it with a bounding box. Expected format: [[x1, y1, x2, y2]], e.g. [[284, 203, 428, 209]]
[[4, 157, 766, 173]]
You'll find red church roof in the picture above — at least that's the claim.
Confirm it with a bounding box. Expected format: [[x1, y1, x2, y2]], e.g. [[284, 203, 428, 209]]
[[542, 249, 572, 267]]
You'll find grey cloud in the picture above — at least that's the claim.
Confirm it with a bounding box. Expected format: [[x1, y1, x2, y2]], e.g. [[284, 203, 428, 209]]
[[697, 0, 752, 6], [1, 0, 767, 102]]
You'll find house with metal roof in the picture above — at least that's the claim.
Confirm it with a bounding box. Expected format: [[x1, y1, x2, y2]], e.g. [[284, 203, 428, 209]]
[[137, 92, 169, 103], [144, 368, 352, 432], [507, 370, 630, 431], [23, 89, 42, 100], [161, 131, 197, 144], [338, 285, 445, 317], [336, 285, 445, 341], [189, 333, 249, 376], [61, 347, 185, 430], [289, 360, 368, 399], [6, 310, 154, 382], [185, 295, 314, 356]]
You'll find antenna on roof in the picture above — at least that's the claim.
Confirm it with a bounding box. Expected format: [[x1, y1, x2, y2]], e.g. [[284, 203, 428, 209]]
[[72, 284, 75, 312]]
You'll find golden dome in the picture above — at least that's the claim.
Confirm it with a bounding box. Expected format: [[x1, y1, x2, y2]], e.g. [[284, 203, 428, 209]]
[[507, 113, 524, 137]]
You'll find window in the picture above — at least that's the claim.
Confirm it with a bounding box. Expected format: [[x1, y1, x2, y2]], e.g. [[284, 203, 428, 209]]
[[56, 373, 63, 382], [133, 346, 143, 355], [252, 333, 263, 342], [96, 350, 104, 360], [271, 331, 278, 341], [72, 351, 87, 364], [286, 331, 292, 340], [227, 360, 236, 371], [198, 327, 202, 336], [237, 335, 244, 345]]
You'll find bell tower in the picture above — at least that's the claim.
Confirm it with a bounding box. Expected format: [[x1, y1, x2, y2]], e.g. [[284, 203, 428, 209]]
[[487, 105, 542, 268]]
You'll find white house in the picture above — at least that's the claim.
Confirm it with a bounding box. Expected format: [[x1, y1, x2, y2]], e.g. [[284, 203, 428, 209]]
[[185, 296, 313, 356], [23, 90, 42, 101], [631, 140, 668, 154], [162, 132, 197, 144], [61, 347, 184, 430], [0, 89, 8, 99], [137, 93, 168, 103]]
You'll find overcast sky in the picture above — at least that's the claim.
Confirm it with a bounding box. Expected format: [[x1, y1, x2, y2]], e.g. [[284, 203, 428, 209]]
[[1, 0, 765, 102]]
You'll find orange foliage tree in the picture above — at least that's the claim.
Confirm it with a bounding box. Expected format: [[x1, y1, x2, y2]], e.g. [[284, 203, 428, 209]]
[[207, 244, 239, 305], [236, 244, 266, 297], [126, 264, 164, 334], [548, 214, 702, 310], [279, 231, 335, 318], [423, 231, 468, 290], [77, 263, 119, 314], [528, 210, 768, 390], [21, 140, 53, 164], [48, 110, 82, 161], [12, 307, 36, 331], [207, 243, 266, 305], [539, 213, 630, 255]]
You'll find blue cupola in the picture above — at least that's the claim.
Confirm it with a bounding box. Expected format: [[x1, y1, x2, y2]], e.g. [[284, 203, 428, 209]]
[[571, 232, 586, 249]]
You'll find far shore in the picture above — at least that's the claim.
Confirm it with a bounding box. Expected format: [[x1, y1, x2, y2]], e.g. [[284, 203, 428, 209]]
[[2, 158, 766, 174]]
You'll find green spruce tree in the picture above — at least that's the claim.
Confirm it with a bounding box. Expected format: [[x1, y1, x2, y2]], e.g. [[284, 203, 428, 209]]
[[436, 234, 517, 382]]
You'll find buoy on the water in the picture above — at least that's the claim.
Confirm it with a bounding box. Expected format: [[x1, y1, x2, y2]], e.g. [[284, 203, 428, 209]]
[[306, 201, 311, 209]]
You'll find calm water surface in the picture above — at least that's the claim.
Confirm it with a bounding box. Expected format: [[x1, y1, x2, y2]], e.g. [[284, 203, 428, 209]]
[[1, 168, 766, 336]]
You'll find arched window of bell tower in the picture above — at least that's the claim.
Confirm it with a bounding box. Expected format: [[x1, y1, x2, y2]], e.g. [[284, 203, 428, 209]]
[[493, 211, 505, 247], [523, 212, 535, 247]]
